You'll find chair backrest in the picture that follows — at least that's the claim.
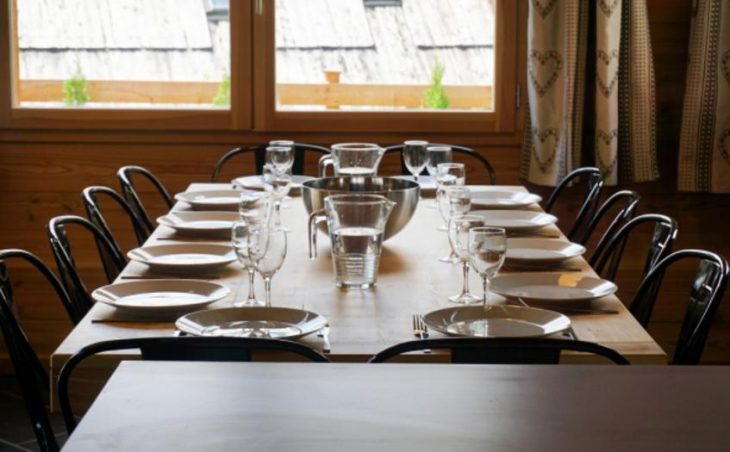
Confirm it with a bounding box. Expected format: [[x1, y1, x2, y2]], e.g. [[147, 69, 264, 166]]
[[383, 143, 497, 185], [0, 250, 64, 451], [47, 215, 126, 322], [367, 337, 630, 364], [117, 165, 174, 232], [578, 190, 640, 246], [82, 186, 150, 250], [590, 213, 678, 283], [544, 167, 604, 241], [629, 249, 729, 364], [211, 142, 330, 181], [58, 336, 330, 433]]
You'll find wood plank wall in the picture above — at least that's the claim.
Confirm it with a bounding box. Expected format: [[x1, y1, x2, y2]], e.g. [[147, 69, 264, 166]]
[[1, 0, 728, 369]]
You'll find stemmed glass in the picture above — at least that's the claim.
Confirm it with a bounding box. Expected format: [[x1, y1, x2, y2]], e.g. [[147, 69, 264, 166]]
[[438, 186, 471, 263], [238, 190, 271, 228], [402, 140, 429, 184], [232, 221, 269, 307], [425, 146, 453, 208], [468, 227, 507, 308], [448, 214, 485, 304], [254, 227, 287, 308], [435, 162, 466, 231], [262, 164, 292, 230], [266, 144, 294, 173]]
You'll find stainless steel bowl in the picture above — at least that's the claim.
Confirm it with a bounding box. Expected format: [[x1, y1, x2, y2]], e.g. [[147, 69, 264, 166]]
[[301, 177, 420, 240]]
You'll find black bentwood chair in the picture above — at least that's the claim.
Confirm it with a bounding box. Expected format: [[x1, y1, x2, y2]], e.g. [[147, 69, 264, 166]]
[[544, 167, 604, 241], [590, 213, 678, 283], [82, 186, 150, 250], [58, 336, 330, 433], [628, 250, 728, 364], [117, 165, 174, 233], [577, 190, 640, 247], [211, 142, 330, 181], [47, 215, 126, 323], [0, 250, 72, 451], [368, 337, 629, 365], [383, 143, 497, 185]]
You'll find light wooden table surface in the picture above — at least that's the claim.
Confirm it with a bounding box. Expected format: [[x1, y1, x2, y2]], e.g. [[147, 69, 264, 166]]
[[62, 361, 730, 451], [51, 183, 665, 373]]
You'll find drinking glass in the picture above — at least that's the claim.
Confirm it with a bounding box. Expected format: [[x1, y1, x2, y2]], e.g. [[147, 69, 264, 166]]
[[238, 190, 271, 228], [255, 227, 287, 308], [468, 227, 507, 307], [438, 186, 471, 263], [426, 146, 453, 176], [266, 145, 294, 173], [448, 214, 485, 304], [402, 140, 429, 184], [435, 162, 466, 231], [232, 221, 269, 307], [262, 164, 291, 230]]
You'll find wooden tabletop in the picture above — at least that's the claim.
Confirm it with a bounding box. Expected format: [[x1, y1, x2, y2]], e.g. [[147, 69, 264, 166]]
[[52, 183, 665, 370], [62, 361, 730, 451]]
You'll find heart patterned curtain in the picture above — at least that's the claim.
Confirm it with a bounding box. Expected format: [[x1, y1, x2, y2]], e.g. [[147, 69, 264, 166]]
[[521, 0, 659, 186], [678, 0, 730, 193]]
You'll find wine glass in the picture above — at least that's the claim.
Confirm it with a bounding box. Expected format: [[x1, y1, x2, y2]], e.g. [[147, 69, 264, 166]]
[[468, 227, 507, 307], [438, 186, 471, 263], [266, 144, 294, 173], [402, 140, 429, 184], [232, 221, 269, 307], [435, 162, 466, 231], [255, 227, 288, 308], [262, 164, 291, 230], [425, 146, 453, 209], [448, 214, 485, 304], [238, 190, 271, 228]]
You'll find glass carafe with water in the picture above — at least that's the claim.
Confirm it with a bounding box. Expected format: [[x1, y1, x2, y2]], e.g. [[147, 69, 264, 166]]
[[308, 194, 394, 288], [318, 143, 385, 177]]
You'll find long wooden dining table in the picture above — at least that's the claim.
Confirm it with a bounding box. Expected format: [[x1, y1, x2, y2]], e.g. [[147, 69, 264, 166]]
[[50, 182, 666, 405], [62, 361, 730, 451]]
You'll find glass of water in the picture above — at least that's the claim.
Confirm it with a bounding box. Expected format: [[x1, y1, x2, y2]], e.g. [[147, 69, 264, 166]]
[[255, 227, 287, 308], [448, 214, 485, 304], [262, 164, 292, 230], [438, 186, 471, 263], [426, 146, 453, 176], [232, 221, 269, 307], [402, 140, 429, 184], [468, 227, 507, 307], [435, 162, 466, 231], [238, 190, 271, 227]]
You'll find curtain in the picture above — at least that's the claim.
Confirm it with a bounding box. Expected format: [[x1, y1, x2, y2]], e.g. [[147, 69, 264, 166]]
[[678, 0, 730, 193], [521, 0, 659, 186]]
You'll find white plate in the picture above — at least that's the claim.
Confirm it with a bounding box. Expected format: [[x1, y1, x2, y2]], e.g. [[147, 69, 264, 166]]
[[175, 190, 241, 211], [92, 280, 229, 315], [490, 273, 617, 304], [232, 175, 313, 195], [471, 210, 557, 232], [423, 305, 570, 338], [176, 307, 327, 339], [470, 191, 542, 209], [505, 238, 586, 264], [157, 211, 239, 239], [127, 243, 236, 274]]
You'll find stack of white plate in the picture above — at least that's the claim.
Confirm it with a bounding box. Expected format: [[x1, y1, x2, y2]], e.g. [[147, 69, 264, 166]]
[[175, 190, 241, 211], [127, 243, 236, 274], [157, 211, 239, 239]]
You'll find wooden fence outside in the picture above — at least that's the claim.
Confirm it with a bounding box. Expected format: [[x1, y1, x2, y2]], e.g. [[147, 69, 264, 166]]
[[17, 79, 493, 110]]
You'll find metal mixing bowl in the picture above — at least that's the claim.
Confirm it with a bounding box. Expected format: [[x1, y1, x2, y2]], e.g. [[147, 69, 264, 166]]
[[301, 177, 420, 240]]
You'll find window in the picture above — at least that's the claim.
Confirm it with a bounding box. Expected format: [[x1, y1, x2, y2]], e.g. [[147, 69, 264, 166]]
[[0, 0, 520, 133]]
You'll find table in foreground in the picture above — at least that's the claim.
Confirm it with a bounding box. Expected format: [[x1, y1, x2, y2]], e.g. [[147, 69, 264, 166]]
[[63, 361, 730, 452]]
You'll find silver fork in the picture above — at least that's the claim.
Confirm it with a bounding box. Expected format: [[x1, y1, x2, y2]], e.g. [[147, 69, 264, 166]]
[[412, 314, 431, 354]]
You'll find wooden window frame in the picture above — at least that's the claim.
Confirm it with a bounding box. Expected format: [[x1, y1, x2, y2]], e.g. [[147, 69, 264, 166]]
[[253, 0, 520, 134], [0, 0, 252, 131], [0, 0, 523, 135]]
